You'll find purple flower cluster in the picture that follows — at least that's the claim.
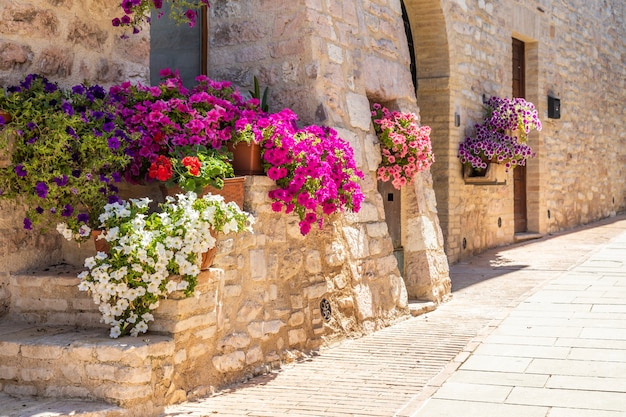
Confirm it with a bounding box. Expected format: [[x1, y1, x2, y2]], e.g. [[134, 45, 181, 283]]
[[0, 74, 128, 239], [458, 96, 541, 171], [260, 109, 364, 235]]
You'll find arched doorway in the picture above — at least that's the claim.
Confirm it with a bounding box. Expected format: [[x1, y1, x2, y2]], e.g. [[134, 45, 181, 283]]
[[401, 0, 453, 256]]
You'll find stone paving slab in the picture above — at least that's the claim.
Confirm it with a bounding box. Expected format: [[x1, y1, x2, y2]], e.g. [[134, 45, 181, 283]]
[[160, 214, 626, 416]]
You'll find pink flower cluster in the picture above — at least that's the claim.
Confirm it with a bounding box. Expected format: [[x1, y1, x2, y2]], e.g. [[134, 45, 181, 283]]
[[113, 1, 210, 35], [110, 69, 259, 190], [260, 109, 365, 235], [458, 96, 541, 171], [371, 104, 434, 190]]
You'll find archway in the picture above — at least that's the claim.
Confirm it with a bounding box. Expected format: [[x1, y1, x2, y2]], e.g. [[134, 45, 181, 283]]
[[401, 0, 453, 257]]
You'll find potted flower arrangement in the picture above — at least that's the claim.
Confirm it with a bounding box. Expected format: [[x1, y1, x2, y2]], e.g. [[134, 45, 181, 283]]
[[260, 109, 365, 235], [113, 0, 210, 35], [78, 192, 254, 338], [371, 103, 435, 189], [458, 96, 541, 175], [0, 74, 130, 242], [111, 69, 260, 195], [226, 76, 270, 176]]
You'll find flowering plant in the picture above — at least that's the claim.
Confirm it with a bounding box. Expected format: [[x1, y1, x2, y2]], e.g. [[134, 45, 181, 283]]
[[78, 192, 254, 338], [458, 96, 541, 171], [260, 109, 364, 235], [0, 74, 130, 241], [371, 104, 434, 189], [111, 69, 260, 193], [113, 0, 210, 35]]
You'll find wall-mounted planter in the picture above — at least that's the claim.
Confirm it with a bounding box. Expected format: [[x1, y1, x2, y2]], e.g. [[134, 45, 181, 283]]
[[463, 162, 507, 185]]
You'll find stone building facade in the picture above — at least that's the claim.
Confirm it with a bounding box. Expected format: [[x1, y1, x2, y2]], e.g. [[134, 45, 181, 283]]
[[408, 0, 626, 262], [0, 0, 450, 410], [0, 0, 624, 411]]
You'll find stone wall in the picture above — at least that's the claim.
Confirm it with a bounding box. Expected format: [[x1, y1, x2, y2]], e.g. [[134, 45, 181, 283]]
[[0, 0, 451, 389], [412, 0, 626, 262], [208, 0, 450, 302]]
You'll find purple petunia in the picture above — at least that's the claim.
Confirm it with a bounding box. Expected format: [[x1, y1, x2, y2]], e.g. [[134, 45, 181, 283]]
[[77, 213, 89, 224], [35, 182, 48, 198], [53, 175, 68, 186], [107, 137, 121, 150], [61, 204, 74, 217], [15, 165, 27, 177], [23, 217, 32, 230]]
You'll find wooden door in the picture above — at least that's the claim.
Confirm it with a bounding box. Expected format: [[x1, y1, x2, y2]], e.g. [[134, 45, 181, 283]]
[[512, 38, 527, 233]]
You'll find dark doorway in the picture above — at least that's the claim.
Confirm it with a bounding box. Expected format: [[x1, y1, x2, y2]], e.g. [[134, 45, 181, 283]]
[[512, 38, 527, 233]]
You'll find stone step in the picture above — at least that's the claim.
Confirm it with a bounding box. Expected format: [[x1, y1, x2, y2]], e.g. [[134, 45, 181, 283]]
[[8, 264, 103, 328], [0, 392, 127, 417], [0, 322, 174, 415]]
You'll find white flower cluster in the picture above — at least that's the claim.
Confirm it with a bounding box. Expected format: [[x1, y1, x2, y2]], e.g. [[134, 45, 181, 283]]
[[78, 192, 254, 338], [57, 222, 92, 241]]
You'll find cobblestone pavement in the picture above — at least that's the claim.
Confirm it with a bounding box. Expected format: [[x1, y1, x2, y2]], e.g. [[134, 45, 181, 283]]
[[162, 214, 626, 417]]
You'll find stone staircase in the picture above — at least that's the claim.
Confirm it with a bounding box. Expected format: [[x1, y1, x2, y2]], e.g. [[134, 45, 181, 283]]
[[0, 263, 224, 417]]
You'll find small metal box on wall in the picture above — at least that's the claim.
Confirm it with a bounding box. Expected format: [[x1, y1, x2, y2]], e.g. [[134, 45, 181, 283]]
[[548, 95, 561, 119]]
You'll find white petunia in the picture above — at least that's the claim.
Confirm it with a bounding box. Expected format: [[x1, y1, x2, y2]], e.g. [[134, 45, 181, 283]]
[[165, 280, 178, 294], [109, 326, 121, 338], [56, 223, 74, 241], [84, 256, 97, 269]]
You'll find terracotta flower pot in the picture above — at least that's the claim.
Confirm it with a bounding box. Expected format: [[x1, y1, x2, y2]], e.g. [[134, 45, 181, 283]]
[[92, 230, 110, 254], [0, 110, 11, 125], [161, 176, 245, 209], [227, 142, 264, 176]]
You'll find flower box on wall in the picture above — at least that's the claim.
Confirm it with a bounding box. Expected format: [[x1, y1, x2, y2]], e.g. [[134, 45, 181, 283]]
[[463, 162, 507, 185]]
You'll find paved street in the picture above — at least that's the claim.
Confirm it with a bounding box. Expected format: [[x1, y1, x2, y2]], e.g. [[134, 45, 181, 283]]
[[163, 214, 626, 417]]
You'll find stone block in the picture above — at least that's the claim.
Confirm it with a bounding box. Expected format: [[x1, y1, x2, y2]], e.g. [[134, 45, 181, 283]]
[[0, 365, 18, 379], [224, 284, 243, 298], [288, 329, 307, 346], [212, 351, 246, 372], [20, 345, 63, 360], [0, 42, 31, 70], [60, 363, 86, 384], [95, 383, 152, 403], [304, 282, 328, 300], [0, 342, 19, 357], [3, 383, 37, 396], [245, 346, 264, 365], [288, 311, 305, 327], [44, 385, 91, 398], [305, 250, 322, 274], [249, 250, 267, 281], [346, 92, 372, 130], [20, 367, 54, 382], [115, 366, 153, 384], [85, 363, 117, 382], [236, 301, 263, 323], [218, 333, 251, 352]]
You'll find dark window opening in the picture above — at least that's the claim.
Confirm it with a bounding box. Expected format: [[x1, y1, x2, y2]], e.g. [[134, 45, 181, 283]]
[[401, 1, 417, 91]]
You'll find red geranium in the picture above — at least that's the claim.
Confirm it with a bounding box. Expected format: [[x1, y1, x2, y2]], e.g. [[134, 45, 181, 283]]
[[148, 155, 173, 181], [182, 156, 201, 176]]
